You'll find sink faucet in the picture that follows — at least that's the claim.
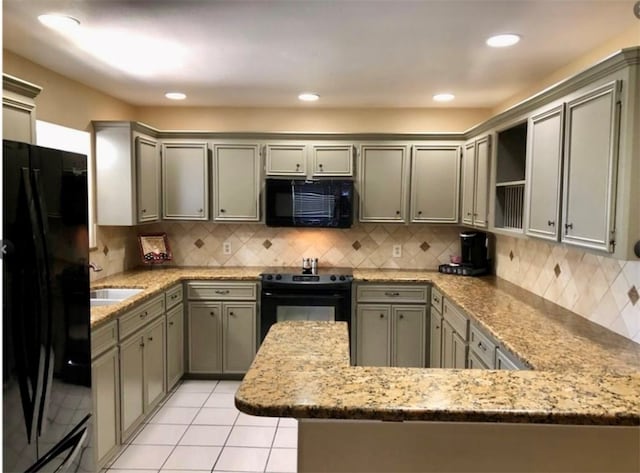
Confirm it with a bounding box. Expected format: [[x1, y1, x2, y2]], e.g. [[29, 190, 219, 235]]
[[88, 262, 103, 272]]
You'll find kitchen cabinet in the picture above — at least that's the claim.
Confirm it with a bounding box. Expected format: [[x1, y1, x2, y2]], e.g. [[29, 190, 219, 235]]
[[162, 141, 209, 220], [441, 298, 468, 369], [494, 122, 527, 231], [265, 143, 307, 176], [165, 284, 184, 390], [355, 284, 428, 367], [358, 144, 410, 222], [3, 73, 41, 144], [525, 105, 564, 241], [461, 135, 490, 228], [94, 121, 160, 225], [187, 281, 257, 375], [213, 143, 261, 221], [468, 323, 497, 369], [496, 347, 522, 370], [429, 286, 444, 368], [91, 321, 119, 469], [410, 145, 460, 223], [467, 349, 490, 369], [311, 144, 354, 176]]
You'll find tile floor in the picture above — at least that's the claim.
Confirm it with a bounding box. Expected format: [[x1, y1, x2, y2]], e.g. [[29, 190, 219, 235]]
[[104, 380, 297, 472]]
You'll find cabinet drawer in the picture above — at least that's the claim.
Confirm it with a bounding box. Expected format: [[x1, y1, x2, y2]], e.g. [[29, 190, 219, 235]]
[[469, 324, 496, 368], [187, 281, 257, 300], [119, 294, 165, 340], [165, 284, 183, 309], [356, 285, 428, 304], [468, 348, 490, 369], [430, 286, 443, 313], [442, 298, 468, 340], [92, 320, 117, 358]]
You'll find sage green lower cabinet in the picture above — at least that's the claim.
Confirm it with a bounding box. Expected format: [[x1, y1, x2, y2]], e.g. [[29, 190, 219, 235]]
[[188, 302, 223, 373], [356, 305, 391, 367], [223, 303, 257, 374], [496, 347, 525, 370], [467, 348, 490, 369], [429, 311, 443, 368], [392, 306, 426, 367], [442, 299, 469, 369], [166, 303, 185, 390]]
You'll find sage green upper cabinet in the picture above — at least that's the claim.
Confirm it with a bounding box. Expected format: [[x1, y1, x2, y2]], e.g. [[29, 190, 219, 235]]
[[213, 143, 261, 221], [359, 144, 409, 222], [462, 136, 490, 228], [562, 81, 620, 252], [136, 137, 161, 223], [311, 144, 354, 176], [525, 105, 564, 241], [162, 142, 209, 220], [95, 122, 160, 225], [410, 145, 460, 223], [266, 143, 307, 176]]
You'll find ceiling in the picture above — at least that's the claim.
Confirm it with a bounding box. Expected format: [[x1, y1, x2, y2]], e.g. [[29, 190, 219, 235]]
[[3, 0, 638, 108]]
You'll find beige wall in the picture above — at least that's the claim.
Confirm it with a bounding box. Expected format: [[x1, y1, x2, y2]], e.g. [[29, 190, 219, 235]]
[[134, 106, 490, 133], [493, 24, 640, 115]]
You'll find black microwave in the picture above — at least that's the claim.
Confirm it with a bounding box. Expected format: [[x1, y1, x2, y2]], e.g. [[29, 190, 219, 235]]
[[265, 178, 354, 228]]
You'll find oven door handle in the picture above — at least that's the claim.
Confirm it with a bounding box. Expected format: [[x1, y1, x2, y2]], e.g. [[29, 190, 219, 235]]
[[262, 292, 346, 299]]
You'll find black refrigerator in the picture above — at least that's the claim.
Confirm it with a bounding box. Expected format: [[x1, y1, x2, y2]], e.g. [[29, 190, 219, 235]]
[[3, 140, 93, 472]]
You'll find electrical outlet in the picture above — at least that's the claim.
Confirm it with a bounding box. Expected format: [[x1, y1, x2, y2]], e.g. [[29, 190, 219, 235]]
[[223, 241, 231, 255], [392, 245, 402, 258]]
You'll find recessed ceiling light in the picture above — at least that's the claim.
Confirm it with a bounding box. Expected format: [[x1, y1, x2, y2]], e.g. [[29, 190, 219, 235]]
[[433, 93, 455, 102], [486, 34, 521, 48], [38, 14, 80, 31], [165, 92, 186, 100], [298, 92, 320, 102]]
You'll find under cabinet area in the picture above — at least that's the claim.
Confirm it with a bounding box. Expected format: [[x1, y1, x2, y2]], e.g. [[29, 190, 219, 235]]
[[186, 281, 257, 376], [355, 284, 428, 367]]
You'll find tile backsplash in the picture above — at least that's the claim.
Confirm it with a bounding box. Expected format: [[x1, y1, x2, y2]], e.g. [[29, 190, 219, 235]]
[[495, 234, 640, 343], [89, 226, 139, 281]]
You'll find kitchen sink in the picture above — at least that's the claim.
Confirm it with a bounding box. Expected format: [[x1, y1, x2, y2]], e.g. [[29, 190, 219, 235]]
[[90, 299, 121, 307], [90, 288, 144, 307]]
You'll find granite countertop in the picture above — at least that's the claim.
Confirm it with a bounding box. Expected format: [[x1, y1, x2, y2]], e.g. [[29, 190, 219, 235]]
[[92, 266, 640, 425]]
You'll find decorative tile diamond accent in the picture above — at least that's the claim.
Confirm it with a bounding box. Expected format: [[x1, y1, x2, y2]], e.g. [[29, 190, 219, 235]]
[[194, 239, 205, 249], [628, 286, 639, 306], [420, 241, 430, 252], [509, 250, 514, 261], [554, 263, 561, 278], [352, 240, 362, 251], [262, 239, 272, 249], [102, 245, 109, 256]]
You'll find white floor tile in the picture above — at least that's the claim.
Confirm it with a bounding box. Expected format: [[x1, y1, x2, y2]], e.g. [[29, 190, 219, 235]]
[[159, 470, 209, 473], [273, 428, 297, 448], [165, 391, 210, 408], [192, 407, 239, 426], [235, 413, 279, 427], [149, 406, 199, 425], [226, 426, 276, 448], [266, 448, 297, 473], [213, 381, 242, 393], [108, 469, 159, 473], [214, 447, 270, 472], [111, 445, 173, 470], [162, 445, 222, 470], [205, 393, 236, 408], [179, 425, 232, 446], [176, 380, 219, 393], [278, 418, 298, 428], [131, 424, 188, 445]]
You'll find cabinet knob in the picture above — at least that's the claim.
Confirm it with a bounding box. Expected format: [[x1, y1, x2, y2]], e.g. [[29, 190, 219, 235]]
[[140, 311, 148, 318], [296, 163, 300, 169], [379, 313, 385, 318], [395, 210, 400, 215], [139, 342, 145, 348], [148, 337, 153, 342], [565, 223, 573, 230], [466, 212, 471, 216], [436, 325, 440, 329], [210, 311, 215, 316], [169, 321, 174, 326], [478, 341, 487, 352], [399, 314, 404, 319], [141, 209, 146, 213], [473, 212, 478, 217], [229, 311, 235, 316], [198, 208, 203, 213], [547, 220, 555, 227], [220, 209, 226, 213], [171, 294, 178, 299], [318, 163, 323, 169], [433, 296, 440, 303], [418, 211, 422, 215]]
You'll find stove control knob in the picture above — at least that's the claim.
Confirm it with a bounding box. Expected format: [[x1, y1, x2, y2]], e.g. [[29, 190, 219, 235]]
[[266, 274, 273, 280], [339, 275, 346, 281], [275, 274, 282, 280], [330, 275, 337, 281]]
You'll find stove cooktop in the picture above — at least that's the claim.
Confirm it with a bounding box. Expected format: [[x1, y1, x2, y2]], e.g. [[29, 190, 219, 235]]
[[261, 267, 353, 284]]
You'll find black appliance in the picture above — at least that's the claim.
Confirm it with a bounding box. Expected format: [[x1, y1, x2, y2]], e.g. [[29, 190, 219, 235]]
[[260, 268, 353, 343], [265, 178, 354, 228], [3, 140, 93, 472], [439, 231, 489, 276]]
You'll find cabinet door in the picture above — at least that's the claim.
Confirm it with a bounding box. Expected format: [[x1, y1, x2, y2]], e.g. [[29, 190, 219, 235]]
[[429, 311, 443, 368], [392, 305, 425, 368], [311, 144, 353, 176], [441, 319, 454, 369], [473, 136, 491, 228], [359, 145, 409, 222], [213, 144, 260, 221], [496, 348, 520, 370], [166, 304, 184, 390], [188, 302, 222, 373], [162, 142, 208, 220], [222, 302, 257, 374], [526, 105, 564, 240], [461, 141, 476, 226], [562, 81, 619, 252], [144, 317, 166, 411], [452, 331, 467, 369], [92, 347, 120, 469], [356, 305, 391, 366], [468, 349, 489, 369], [411, 146, 460, 223], [266, 143, 307, 175], [136, 137, 160, 223], [119, 334, 144, 440]]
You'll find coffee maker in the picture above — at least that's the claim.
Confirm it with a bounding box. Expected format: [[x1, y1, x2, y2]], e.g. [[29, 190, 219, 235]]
[[439, 231, 489, 276]]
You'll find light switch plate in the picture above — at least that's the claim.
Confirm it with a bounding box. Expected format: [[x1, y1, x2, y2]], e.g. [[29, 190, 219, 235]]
[[223, 241, 231, 255], [392, 245, 402, 258]]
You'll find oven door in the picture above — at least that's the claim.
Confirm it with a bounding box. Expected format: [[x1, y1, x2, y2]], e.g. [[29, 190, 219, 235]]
[[260, 287, 351, 342]]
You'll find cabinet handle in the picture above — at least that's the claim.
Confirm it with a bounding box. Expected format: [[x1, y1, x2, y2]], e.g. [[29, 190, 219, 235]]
[[139, 311, 148, 318], [433, 296, 440, 303], [435, 325, 440, 329], [171, 294, 178, 299], [220, 209, 226, 213], [379, 313, 385, 319], [139, 342, 145, 348], [141, 208, 146, 213], [473, 212, 478, 217], [547, 220, 555, 227], [169, 321, 174, 326], [478, 341, 487, 352], [148, 336, 153, 342], [384, 291, 400, 297], [565, 223, 573, 230], [215, 289, 230, 295]]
